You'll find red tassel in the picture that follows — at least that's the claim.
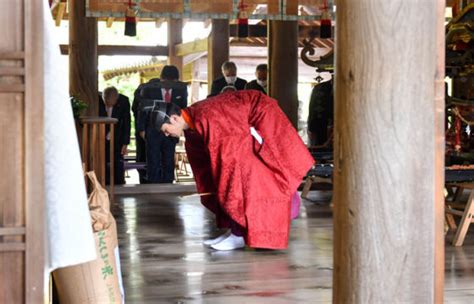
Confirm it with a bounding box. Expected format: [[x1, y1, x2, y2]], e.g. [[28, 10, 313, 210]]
[[125, 1, 137, 37], [237, 0, 248, 38], [320, 0, 332, 39]]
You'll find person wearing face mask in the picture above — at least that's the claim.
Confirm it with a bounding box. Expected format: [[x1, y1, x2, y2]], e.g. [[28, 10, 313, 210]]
[[208, 61, 247, 97], [245, 64, 267, 94]]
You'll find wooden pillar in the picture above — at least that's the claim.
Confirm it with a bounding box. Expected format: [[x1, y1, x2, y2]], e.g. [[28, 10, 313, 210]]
[[207, 19, 229, 94], [333, 1, 445, 303], [69, 0, 98, 116], [168, 18, 183, 78], [268, 8, 298, 128]]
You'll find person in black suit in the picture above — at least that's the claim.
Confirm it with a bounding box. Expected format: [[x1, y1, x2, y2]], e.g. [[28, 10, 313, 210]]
[[137, 65, 188, 183], [245, 63, 267, 94], [132, 78, 160, 183], [99, 87, 131, 185], [209, 61, 247, 97]]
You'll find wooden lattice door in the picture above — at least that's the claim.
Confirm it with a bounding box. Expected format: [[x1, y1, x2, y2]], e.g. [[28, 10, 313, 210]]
[[0, 0, 45, 302]]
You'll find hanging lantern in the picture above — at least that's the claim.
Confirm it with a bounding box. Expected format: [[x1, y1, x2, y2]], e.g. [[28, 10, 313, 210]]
[[320, 0, 332, 39], [125, 0, 137, 37], [237, 0, 249, 38]]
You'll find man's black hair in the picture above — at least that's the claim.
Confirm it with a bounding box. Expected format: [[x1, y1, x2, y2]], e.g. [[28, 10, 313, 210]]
[[256, 64, 267, 72], [160, 65, 180, 81]]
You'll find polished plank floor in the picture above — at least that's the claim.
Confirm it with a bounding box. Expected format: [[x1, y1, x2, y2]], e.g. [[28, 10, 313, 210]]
[[113, 191, 474, 303]]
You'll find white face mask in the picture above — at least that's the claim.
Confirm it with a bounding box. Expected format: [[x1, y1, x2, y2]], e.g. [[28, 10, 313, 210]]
[[257, 79, 267, 88], [225, 76, 237, 84]]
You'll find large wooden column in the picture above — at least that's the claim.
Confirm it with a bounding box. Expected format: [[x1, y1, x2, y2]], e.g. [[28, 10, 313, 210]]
[[333, 1, 445, 303], [1, 0, 45, 302], [168, 18, 183, 78], [268, 16, 298, 127], [207, 19, 229, 93], [69, 0, 98, 115]]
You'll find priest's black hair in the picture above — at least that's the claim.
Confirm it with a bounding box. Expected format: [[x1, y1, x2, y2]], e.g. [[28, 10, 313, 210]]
[[150, 101, 182, 131]]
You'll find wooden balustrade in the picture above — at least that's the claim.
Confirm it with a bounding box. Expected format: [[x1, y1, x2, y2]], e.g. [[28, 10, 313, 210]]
[[78, 117, 117, 200]]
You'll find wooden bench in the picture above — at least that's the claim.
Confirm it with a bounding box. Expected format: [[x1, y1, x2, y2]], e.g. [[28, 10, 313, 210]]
[[301, 164, 333, 199], [445, 183, 474, 246], [121, 151, 190, 182], [175, 148, 191, 182], [123, 159, 147, 171]]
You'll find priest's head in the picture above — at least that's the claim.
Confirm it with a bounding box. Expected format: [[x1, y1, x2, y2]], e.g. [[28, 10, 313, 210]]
[[150, 102, 185, 137], [161, 114, 188, 138], [221, 85, 237, 93]]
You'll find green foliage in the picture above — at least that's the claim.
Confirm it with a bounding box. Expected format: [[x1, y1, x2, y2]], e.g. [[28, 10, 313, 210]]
[[99, 74, 140, 102], [70, 95, 88, 119]]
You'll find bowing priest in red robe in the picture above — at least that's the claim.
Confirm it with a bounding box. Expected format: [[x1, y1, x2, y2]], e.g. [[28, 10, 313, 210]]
[[157, 90, 314, 250]]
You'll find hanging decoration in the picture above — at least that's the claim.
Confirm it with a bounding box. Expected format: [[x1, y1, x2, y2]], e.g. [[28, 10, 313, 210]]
[[237, 0, 249, 38], [320, 0, 332, 39], [301, 29, 334, 72], [455, 113, 462, 152], [124, 0, 138, 37], [88, 0, 327, 21]]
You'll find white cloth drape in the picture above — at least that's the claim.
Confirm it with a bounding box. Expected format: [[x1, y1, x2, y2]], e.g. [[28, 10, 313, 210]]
[[43, 1, 96, 271]]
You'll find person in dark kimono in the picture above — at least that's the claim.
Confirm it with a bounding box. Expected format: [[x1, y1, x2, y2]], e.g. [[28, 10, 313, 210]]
[[157, 90, 314, 250], [99, 87, 131, 185], [137, 65, 188, 183]]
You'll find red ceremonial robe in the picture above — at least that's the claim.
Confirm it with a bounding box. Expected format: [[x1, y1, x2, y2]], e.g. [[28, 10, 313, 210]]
[[184, 90, 314, 249]]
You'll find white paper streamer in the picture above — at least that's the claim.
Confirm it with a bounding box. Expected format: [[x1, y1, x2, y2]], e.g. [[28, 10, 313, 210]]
[[43, 2, 96, 271]]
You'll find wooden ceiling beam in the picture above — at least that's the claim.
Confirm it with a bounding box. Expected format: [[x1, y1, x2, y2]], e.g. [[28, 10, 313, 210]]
[[316, 38, 333, 49], [267, 0, 280, 14], [55, 2, 66, 27], [203, 19, 212, 28], [246, 4, 258, 14], [50, 0, 61, 11], [106, 17, 114, 28], [175, 38, 208, 56], [155, 18, 166, 28], [230, 39, 266, 47], [60, 45, 169, 56]]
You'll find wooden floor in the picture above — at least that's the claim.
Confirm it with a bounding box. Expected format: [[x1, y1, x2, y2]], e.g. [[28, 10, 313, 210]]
[[113, 190, 474, 303]]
